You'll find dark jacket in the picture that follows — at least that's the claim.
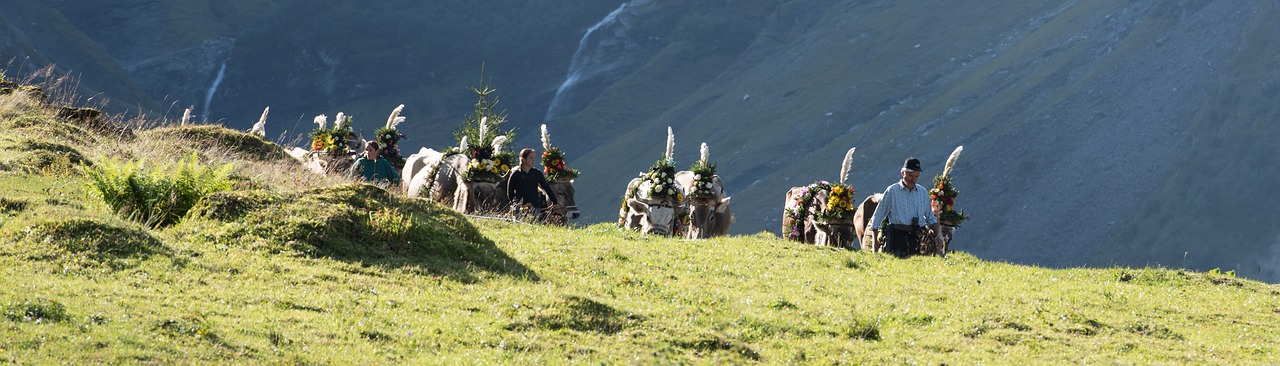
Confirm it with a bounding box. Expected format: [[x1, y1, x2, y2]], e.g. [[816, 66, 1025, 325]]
[[348, 157, 401, 185], [506, 168, 558, 209]]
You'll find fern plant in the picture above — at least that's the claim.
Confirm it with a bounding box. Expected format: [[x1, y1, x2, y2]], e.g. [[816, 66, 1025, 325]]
[[82, 152, 234, 227]]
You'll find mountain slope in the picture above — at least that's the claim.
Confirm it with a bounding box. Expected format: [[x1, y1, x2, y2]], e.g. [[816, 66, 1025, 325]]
[[3, 0, 1277, 281], [2, 86, 1279, 363], [555, 0, 1280, 281]]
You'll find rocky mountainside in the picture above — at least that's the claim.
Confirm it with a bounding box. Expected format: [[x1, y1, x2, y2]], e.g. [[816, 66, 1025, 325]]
[[2, 0, 1277, 281]]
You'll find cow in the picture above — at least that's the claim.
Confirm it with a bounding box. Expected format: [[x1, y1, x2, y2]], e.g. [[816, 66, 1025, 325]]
[[619, 176, 681, 236], [675, 170, 733, 239], [454, 178, 509, 215], [543, 179, 581, 225], [852, 193, 884, 251], [287, 147, 352, 176], [405, 152, 469, 208], [781, 183, 857, 249], [401, 147, 442, 193]]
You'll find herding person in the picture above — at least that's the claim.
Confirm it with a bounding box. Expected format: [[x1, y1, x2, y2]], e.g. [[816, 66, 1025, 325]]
[[867, 157, 941, 258]]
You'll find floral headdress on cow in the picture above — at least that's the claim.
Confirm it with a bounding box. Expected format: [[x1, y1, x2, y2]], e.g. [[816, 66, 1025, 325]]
[[309, 112, 355, 156], [642, 127, 683, 201], [687, 142, 718, 200], [820, 147, 857, 221], [930, 146, 969, 227], [374, 104, 408, 170], [540, 124, 580, 182], [461, 117, 514, 183]]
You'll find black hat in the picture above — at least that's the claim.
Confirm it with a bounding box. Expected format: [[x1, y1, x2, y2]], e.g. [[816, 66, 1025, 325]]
[[903, 157, 921, 172]]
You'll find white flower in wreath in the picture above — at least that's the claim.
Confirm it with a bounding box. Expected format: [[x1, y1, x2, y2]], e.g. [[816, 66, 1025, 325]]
[[693, 174, 701, 181]]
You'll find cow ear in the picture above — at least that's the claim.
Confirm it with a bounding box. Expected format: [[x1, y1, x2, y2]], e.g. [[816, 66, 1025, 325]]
[[628, 198, 649, 213], [716, 197, 731, 213]]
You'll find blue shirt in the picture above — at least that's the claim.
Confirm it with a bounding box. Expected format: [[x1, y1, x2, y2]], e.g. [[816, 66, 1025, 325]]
[[348, 157, 401, 185], [868, 181, 938, 229]]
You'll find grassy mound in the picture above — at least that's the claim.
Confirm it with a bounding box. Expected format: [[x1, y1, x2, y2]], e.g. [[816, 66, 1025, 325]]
[[1, 217, 169, 271], [177, 183, 535, 282], [0, 137, 91, 173], [142, 125, 289, 162]]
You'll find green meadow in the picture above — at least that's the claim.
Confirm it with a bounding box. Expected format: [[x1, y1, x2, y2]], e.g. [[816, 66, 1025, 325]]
[[1, 80, 1277, 364]]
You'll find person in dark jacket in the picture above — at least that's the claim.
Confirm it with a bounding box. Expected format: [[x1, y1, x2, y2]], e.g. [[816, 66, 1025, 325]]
[[506, 148, 558, 215], [348, 141, 401, 186]]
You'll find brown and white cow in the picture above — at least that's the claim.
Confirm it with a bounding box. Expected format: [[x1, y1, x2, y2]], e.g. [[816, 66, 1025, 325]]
[[781, 184, 857, 249], [619, 176, 681, 236], [543, 179, 580, 225], [675, 170, 733, 239]]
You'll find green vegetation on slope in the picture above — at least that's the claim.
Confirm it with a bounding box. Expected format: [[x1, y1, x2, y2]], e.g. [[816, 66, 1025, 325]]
[[1, 79, 1278, 363]]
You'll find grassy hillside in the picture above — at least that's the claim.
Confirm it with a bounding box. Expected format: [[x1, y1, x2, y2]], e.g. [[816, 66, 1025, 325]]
[[2, 80, 1279, 363]]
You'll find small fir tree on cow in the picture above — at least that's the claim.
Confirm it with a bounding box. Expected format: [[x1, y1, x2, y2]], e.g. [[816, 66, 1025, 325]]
[[374, 104, 408, 171]]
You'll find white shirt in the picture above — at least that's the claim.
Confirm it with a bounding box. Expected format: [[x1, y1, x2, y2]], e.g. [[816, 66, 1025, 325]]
[[868, 181, 938, 229]]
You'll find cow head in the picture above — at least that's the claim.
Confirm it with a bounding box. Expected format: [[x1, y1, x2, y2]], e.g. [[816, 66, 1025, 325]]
[[627, 198, 675, 236], [544, 180, 580, 225], [686, 196, 732, 239], [815, 220, 857, 249]]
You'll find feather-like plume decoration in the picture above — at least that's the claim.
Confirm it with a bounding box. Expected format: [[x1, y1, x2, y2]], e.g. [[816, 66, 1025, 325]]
[[385, 104, 404, 129], [334, 112, 348, 130], [478, 116, 488, 141], [541, 124, 551, 151], [459, 136, 469, 151], [839, 147, 856, 184], [390, 116, 406, 130], [249, 106, 269, 136], [700, 142, 710, 163], [943, 145, 964, 178], [313, 114, 328, 130], [181, 107, 193, 126], [491, 136, 508, 152], [665, 126, 675, 161]]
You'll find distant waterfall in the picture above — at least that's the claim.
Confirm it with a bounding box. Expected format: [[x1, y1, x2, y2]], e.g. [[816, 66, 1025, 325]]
[[545, 0, 656, 121], [202, 62, 227, 122]]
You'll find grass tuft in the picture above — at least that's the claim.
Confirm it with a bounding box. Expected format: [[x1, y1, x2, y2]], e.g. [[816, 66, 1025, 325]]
[[843, 317, 882, 341], [3, 298, 69, 323]]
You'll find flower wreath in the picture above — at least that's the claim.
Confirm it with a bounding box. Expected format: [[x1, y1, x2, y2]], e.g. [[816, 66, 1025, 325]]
[[374, 127, 407, 170], [542, 147, 580, 182], [644, 159, 683, 202], [820, 183, 856, 222], [310, 115, 355, 157], [930, 175, 969, 227], [687, 160, 718, 199], [461, 145, 513, 183], [784, 181, 831, 241]]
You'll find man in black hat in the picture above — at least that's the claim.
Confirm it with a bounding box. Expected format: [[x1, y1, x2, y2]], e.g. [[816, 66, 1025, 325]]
[[867, 157, 941, 258]]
